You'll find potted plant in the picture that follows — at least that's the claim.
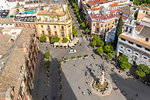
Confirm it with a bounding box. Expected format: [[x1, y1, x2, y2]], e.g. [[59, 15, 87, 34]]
[[78, 55, 82, 59], [64, 57, 69, 61], [71, 56, 76, 60], [84, 54, 88, 58]]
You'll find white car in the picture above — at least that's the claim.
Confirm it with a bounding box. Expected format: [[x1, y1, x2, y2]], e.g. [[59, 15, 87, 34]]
[[68, 49, 77, 53]]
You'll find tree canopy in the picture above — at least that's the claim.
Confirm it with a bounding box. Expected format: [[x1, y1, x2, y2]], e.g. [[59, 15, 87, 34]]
[[118, 54, 128, 63], [97, 39, 104, 47], [120, 61, 131, 70], [96, 47, 103, 55], [133, 0, 150, 5], [104, 44, 114, 53], [136, 64, 150, 77], [105, 53, 112, 60], [81, 22, 86, 28], [72, 25, 78, 36], [92, 40, 97, 47], [85, 28, 90, 34]]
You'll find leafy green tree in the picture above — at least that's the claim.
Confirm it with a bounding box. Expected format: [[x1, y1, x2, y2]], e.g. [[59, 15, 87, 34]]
[[118, 54, 128, 63], [114, 16, 123, 48], [104, 44, 113, 53], [40, 35, 46, 42], [72, 25, 78, 36], [44, 52, 50, 59], [85, 28, 90, 34], [138, 64, 150, 74], [50, 36, 60, 43], [44, 61, 51, 68], [112, 50, 116, 56], [105, 53, 112, 60], [96, 47, 103, 55], [136, 70, 146, 78], [81, 22, 86, 28], [92, 40, 97, 47], [120, 61, 131, 70], [134, 12, 138, 20], [97, 40, 104, 47], [62, 38, 69, 43], [93, 35, 100, 41]]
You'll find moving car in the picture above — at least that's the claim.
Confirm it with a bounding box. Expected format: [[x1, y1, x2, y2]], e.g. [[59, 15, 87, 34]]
[[68, 49, 77, 53]]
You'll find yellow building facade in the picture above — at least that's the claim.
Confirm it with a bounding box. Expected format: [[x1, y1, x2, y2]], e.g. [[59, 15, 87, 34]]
[[36, 4, 73, 40]]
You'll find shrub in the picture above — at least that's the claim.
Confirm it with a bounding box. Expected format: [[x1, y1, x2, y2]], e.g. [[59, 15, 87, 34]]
[[44, 61, 51, 68], [60, 93, 63, 100], [40, 35, 46, 42], [105, 53, 112, 60], [44, 52, 50, 59], [118, 54, 128, 63], [59, 77, 62, 82], [50, 36, 60, 43], [62, 38, 69, 43], [58, 64, 61, 68], [78, 55, 82, 58], [59, 69, 61, 74], [60, 84, 62, 90], [71, 56, 76, 59]]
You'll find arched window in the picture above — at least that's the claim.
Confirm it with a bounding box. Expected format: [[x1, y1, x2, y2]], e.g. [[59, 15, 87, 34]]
[[145, 38, 149, 42]]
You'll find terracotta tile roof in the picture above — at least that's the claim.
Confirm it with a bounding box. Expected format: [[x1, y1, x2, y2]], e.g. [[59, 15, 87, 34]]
[[91, 6, 105, 11], [109, 3, 118, 7], [88, 0, 110, 6], [136, 25, 144, 32], [90, 9, 121, 20]]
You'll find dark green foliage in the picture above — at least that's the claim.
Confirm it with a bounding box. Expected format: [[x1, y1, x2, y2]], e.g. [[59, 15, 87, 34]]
[[120, 61, 131, 70], [136, 64, 150, 77], [134, 12, 138, 20], [114, 16, 123, 48], [50, 36, 60, 43], [133, 0, 150, 5]]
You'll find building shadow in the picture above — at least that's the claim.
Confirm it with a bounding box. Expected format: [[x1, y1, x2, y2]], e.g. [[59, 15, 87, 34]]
[[31, 50, 77, 100]]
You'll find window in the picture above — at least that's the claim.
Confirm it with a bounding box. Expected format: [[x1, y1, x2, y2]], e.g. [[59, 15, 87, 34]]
[[128, 49, 131, 52], [129, 28, 132, 33], [54, 26, 56, 28], [61, 26, 64, 30], [121, 38, 125, 41], [55, 31, 57, 36], [125, 27, 128, 32], [41, 25, 43, 28], [105, 24, 107, 27], [48, 31, 51, 35], [145, 38, 149, 42], [120, 46, 123, 48], [108, 23, 110, 26], [93, 23, 95, 26], [135, 53, 138, 55], [42, 31, 44, 35], [145, 48, 150, 52], [61, 32, 65, 37], [143, 57, 147, 60], [128, 41, 133, 44], [101, 24, 103, 27], [136, 44, 142, 48], [96, 28, 99, 32], [96, 23, 99, 26]]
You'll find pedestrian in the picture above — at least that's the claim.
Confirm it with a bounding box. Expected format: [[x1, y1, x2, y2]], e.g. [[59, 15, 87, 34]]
[[78, 86, 81, 89], [136, 93, 138, 96], [53, 97, 55, 100], [114, 80, 117, 83]]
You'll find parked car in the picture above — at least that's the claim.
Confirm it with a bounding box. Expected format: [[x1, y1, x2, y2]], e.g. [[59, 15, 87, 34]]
[[68, 49, 77, 53]]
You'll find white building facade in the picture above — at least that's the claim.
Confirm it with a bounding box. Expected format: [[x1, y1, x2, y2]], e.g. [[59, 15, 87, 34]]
[[117, 18, 150, 67]]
